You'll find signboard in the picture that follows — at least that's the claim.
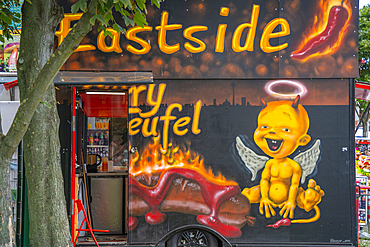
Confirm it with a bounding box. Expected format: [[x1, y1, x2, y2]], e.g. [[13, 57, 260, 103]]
[[127, 78, 354, 244], [357, 176, 368, 226], [57, 0, 359, 79]]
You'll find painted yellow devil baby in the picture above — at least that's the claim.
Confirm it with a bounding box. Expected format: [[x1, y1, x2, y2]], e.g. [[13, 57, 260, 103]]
[[236, 95, 324, 223]]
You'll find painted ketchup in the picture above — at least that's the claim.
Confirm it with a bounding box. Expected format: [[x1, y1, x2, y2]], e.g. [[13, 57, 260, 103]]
[[129, 168, 242, 238]]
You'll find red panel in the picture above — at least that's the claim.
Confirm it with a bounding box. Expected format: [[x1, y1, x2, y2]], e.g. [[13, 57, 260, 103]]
[[80, 92, 128, 118]]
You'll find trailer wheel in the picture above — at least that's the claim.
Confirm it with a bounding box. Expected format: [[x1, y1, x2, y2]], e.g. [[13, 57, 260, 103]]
[[167, 228, 218, 247]]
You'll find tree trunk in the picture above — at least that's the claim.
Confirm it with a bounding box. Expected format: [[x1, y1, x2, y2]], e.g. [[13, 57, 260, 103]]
[[0, 68, 15, 247], [17, 1, 71, 246], [0, 155, 15, 247], [362, 112, 369, 137]]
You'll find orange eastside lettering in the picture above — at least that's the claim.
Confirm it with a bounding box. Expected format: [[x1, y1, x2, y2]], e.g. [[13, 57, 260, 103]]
[[260, 18, 290, 53], [55, 13, 96, 52], [126, 26, 153, 54], [155, 11, 183, 54], [183, 26, 208, 53], [97, 28, 122, 53], [56, 6, 292, 56], [232, 4, 260, 52]]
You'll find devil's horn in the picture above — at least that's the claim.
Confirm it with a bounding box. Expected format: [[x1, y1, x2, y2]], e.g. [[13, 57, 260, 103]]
[[292, 95, 300, 108], [260, 97, 267, 108]]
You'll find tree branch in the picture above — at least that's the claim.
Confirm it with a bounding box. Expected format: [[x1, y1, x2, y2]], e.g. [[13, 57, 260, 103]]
[[0, 0, 98, 163]]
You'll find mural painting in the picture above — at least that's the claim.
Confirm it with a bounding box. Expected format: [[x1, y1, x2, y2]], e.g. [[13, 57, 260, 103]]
[[53, 0, 357, 244], [127, 79, 351, 244], [236, 96, 324, 227]]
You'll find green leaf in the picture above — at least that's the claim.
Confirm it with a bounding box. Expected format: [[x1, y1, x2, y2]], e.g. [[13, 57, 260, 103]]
[[25, 0, 32, 4], [112, 23, 120, 33], [104, 30, 113, 38], [151, 0, 160, 8], [136, 0, 146, 11], [121, 0, 132, 9], [97, 24, 105, 32], [3, 9, 12, 17], [89, 15, 98, 25], [104, 0, 114, 11], [123, 10, 131, 16], [97, 4, 105, 16], [114, 4, 122, 13], [105, 12, 113, 22], [122, 15, 134, 26], [71, 0, 87, 14], [40, 101, 52, 109], [96, 14, 108, 26], [13, 13, 21, 18], [0, 12, 12, 25], [133, 11, 147, 27]]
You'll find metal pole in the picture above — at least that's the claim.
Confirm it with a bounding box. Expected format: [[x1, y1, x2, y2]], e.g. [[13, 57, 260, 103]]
[[15, 141, 23, 247], [71, 87, 77, 242], [355, 101, 370, 134]]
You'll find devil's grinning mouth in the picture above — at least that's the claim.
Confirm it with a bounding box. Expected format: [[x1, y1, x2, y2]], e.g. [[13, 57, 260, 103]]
[[265, 138, 283, 151]]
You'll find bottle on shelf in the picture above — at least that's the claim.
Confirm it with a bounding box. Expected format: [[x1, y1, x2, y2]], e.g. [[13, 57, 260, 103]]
[[104, 119, 109, 130], [94, 131, 99, 145], [89, 132, 94, 145], [104, 132, 108, 145], [100, 132, 104, 145]]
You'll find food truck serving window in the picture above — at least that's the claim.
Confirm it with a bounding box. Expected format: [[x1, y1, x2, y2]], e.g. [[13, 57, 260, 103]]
[[54, 71, 153, 243]]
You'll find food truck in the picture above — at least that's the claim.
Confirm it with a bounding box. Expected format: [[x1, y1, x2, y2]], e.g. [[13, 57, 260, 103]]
[[52, 0, 359, 246]]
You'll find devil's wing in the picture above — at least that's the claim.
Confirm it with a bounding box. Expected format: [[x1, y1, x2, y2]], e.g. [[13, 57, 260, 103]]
[[293, 139, 321, 184], [235, 136, 269, 181]]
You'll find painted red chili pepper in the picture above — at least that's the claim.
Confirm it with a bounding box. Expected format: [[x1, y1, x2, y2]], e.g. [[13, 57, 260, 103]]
[[291, 5, 348, 60], [267, 218, 291, 228]]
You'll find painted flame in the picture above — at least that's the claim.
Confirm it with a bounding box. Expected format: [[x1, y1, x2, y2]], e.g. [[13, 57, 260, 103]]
[[293, 0, 352, 61], [129, 136, 237, 186]]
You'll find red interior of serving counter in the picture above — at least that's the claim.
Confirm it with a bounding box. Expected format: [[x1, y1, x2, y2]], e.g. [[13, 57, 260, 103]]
[[79, 92, 128, 118]]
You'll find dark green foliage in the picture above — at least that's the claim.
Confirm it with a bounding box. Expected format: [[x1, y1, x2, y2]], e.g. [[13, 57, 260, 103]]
[[72, 0, 163, 34], [359, 4, 370, 81], [0, 0, 21, 42]]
